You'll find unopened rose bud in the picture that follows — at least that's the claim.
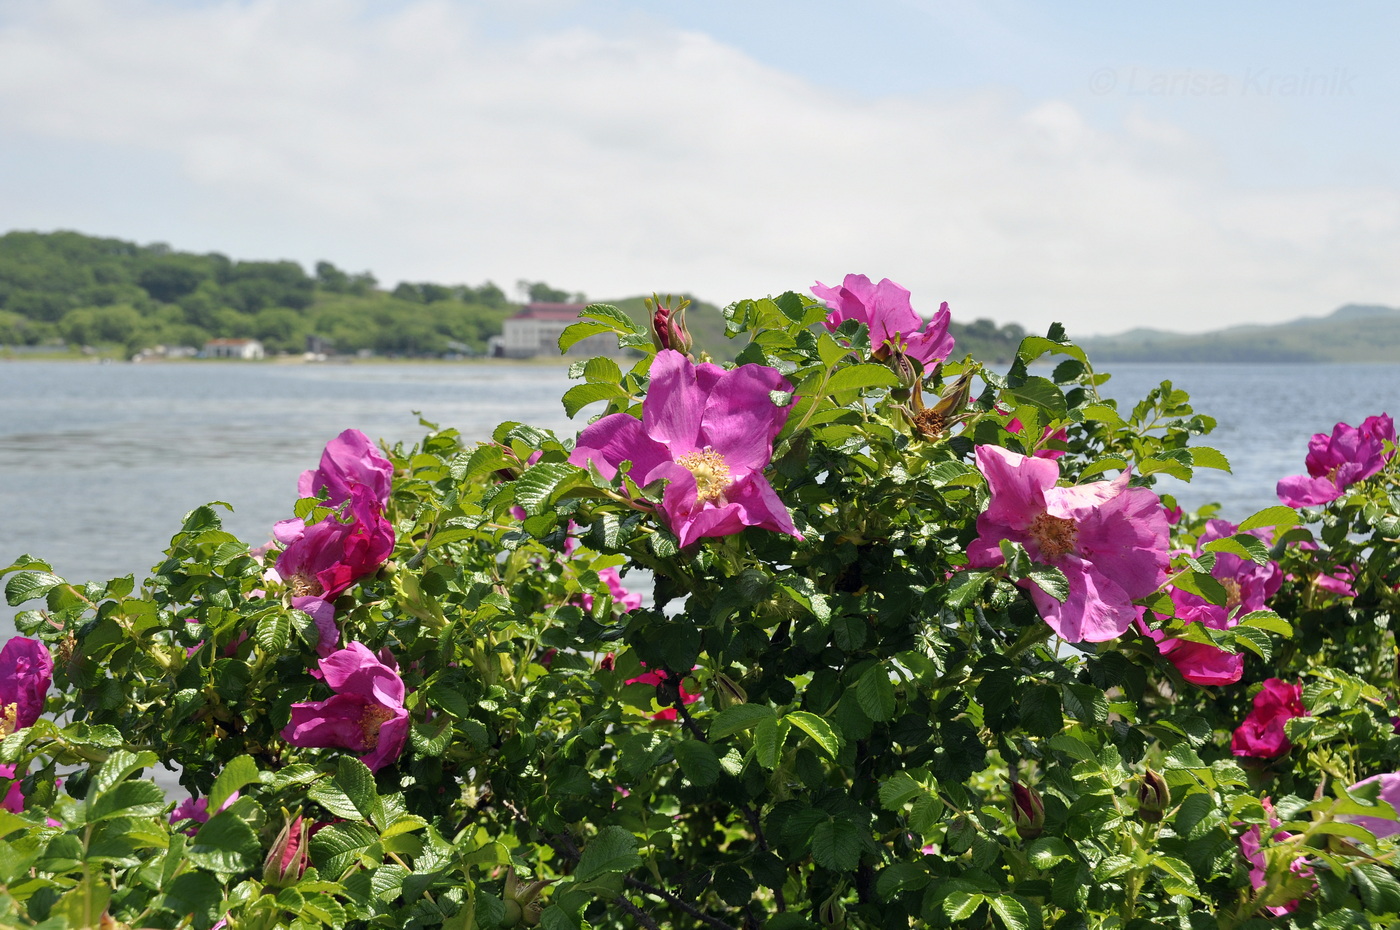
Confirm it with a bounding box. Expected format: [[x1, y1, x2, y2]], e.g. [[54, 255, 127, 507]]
[[504, 867, 553, 927], [262, 812, 310, 888], [649, 294, 694, 356], [1011, 782, 1045, 840], [818, 890, 846, 927], [713, 672, 748, 710], [1137, 769, 1169, 823], [599, 652, 616, 672], [887, 348, 920, 398]]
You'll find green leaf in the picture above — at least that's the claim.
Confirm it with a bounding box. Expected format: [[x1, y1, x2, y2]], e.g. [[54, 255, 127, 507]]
[[856, 663, 896, 722], [673, 740, 721, 787], [1231, 625, 1271, 661], [1025, 837, 1073, 870], [810, 819, 862, 872], [162, 872, 224, 930], [581, 302, 642, 334], [1061, 683, 1108, 725], [557, 321, 614, 354], [90, 748, 158, 800], [990, 894, 1032, 930], [875, 861, 929, 898], [1190, 446, 1232, 472], [515, 462, 586, 516], [88, 780, 167, 822], [825, 364, 900, 395], [816, 333, 849, 369], [574, 825, 642, 882], [1080, 404, 1126, 429], [1027, 565, 1069, 603], [709, 704, 774, 740], [1008, 377, 1067, 419], [209, 755, 261, 814], [1151, 855, 1200, 897], [309, 779, 365, 822], [562, 382, 628, 418], [786, 711, 841, 759], [754, 716, 782, 770], [1238, 505, 1300, 532], [1019, 685, 1064, 737], [335, 756, 386, 831], [943, 891, 985, 921], [878, 772, 924, 811], [1203, 533, 1270, 565], [1239, 610, 1291, 637], [189, 809, 261, 873], [254, 611, 291, 654], [4, 570, 66, 606]]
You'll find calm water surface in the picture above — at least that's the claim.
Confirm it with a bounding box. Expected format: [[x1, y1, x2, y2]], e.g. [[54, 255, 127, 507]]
[[3, 359, 1398, 635]]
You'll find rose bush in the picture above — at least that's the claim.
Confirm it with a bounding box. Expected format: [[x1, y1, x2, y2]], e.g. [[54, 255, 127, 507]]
[[0, 282, 1398, 928]]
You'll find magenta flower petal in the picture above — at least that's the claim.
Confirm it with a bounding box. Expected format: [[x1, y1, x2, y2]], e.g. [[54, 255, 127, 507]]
[[0, 638, 52, 730], [968, 446, 1168, 643], [571, 350, 799, 547], [292, 596, 340, 658], [275, 486, 393, 599], [813, 274, 955, 366], [298, 429, 394, 507], [1277, 414, 1393, 505], [282, 642, 409, 771], [1232, 679, 1306, 758], [1342, 774, 1400, 839]]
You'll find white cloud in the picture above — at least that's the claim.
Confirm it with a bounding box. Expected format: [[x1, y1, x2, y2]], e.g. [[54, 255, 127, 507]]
[[0, 0, 1397, 335]]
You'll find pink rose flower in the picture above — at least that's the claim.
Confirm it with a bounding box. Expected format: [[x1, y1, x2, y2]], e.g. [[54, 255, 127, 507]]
[[812, 274, 955, 367], [625, 667, 701, 722], [0, 637, 53, 733], [1238, 797, 1313, 916], [292, 596, 341, 658], [966, 445, 1170, 642], [299, 429, 394, 508], [273, 485, 394, 600], [1232, 678, 1306, 758], [569, 349, 801, 548], [1277, 414, 1395, 507], [1142, 519, 1283, 687], [581, 568, 643, 613], [282, 642, 410, 772], [170, 790, 240, 835], [1340, 773, 1400, 840]]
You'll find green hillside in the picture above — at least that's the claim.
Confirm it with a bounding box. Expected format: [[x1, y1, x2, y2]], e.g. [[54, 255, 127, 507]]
[[1081, 304, 1400, 363]]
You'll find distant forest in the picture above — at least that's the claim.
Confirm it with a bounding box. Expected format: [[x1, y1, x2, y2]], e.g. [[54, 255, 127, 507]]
[[0, 230, 1028, 362]]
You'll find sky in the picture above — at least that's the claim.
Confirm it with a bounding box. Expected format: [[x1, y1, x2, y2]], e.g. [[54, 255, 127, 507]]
[[1, 0, 1397, 337]]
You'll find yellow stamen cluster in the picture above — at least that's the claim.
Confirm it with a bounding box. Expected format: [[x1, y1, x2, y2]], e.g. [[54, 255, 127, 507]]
[[676, 448, 732, 504], [1221, 578, 1243, 611], [1029, 512, 1079, 561], [0, 703, 17, 739], [359, 704, 396, 750], [289, 572, 325, 598]]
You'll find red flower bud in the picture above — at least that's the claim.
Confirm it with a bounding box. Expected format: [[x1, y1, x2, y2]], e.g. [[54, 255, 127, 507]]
[[1011, 782, 1045, 840], [648, 295, 693, 356], [262, 812, 310, 888], [1137, 769, 1169, 823]]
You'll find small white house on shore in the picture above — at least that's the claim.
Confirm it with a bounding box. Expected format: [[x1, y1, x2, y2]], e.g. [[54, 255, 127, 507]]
[[201, 338, 266, 360]]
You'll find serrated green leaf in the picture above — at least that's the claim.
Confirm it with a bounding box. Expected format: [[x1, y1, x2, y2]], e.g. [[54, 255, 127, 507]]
[[1025, 836, 1073, 869], [990, 894, 1032, 930], [709, 704, 774, 740], [1008, 377, 1067, 419], [575, 825, 641, 882], [754, 716, 781, 770], [1203, 533, 1270, 565], [673, 740, 720, 787], [88, 780, 166, 823], [188, 809, 261, 873], [810, 819, 862, 872], [1027, 565, 1069, 603], [1239, 610, 1291, 637], [335, 756, 386, 831], [1238, 505, 1300, 532], [90, 749, 159, 800], [943, 891, 984, 921], [856, 664, 896, 722], [825, 364, 900, 395], [786, 711, 840, 759], [515, 462, 586, 516], [1190, 446, 1232, 472], [562, 382, 628, 418], [4, 570, 66, 607], [209, 755, 260, 814], [557, 321, 614, 354], [878, 772, 924, 811], [254, 611, 291, 654]]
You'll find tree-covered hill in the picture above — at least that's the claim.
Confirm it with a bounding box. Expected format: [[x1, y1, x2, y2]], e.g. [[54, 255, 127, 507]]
[[0, 230, 518, 357], [0, 230, 1033, 363]]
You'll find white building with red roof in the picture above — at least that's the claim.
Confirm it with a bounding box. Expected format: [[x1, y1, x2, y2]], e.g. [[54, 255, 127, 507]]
[[499, 303, 622, 358]]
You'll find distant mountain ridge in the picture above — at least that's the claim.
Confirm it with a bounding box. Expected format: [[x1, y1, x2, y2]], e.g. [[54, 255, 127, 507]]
[[1080, 303, 1400, 363]]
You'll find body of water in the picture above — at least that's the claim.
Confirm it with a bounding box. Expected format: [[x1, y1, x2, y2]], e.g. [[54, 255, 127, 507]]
[[2, 358, 1397, 635]]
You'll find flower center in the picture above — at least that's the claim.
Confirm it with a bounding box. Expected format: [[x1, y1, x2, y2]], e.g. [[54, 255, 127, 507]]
[[1221, 578, 1242, 611], [359, 704, 396, 750], [913, 408, 946, 440], [1029, 512, 1079, 561], [0, 703, 16, 738], [289, 572, 324, 598], [675, 448, 732, 504]]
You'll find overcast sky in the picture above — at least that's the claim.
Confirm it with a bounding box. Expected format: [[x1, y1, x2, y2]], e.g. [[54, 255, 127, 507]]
[[2, 0, 1397, 336]]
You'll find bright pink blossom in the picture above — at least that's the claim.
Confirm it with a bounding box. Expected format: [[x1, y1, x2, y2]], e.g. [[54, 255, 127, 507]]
[[299, 429, 394, 507], [569, 349, 801, 548], [967, 445, 1170, 642], [625, 668, 701, 722], [274, 485, 394, 600], [170, 791, 240, 835], [1277, 414, 1395, 507], [1143, 519, 1282, 686], [292, 596, 341, 658], [1232, 678, 1306, 758], [581, 568, 643, 613], [282, 642, 409, 772], [1289, 540, 1357, 598], [1238, 797, 1313, 916], [1341, 774, 1400, 840], [0, 637, 52, 732], [812, 274, 954, 366]]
